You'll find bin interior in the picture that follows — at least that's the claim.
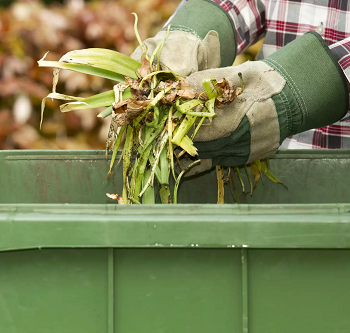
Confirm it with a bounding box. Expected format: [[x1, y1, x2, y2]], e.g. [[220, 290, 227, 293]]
[[1, 149, 350, 204]]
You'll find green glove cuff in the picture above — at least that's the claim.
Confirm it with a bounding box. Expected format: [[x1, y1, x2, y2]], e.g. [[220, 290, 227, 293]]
[[162, 0, 237, 67], [263, 31, 349, 136]]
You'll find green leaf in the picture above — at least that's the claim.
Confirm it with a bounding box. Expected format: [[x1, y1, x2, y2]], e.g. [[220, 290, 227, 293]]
[[261, 161, 288, 189], [178, 135, 198, 157], [202, 78, 221, 99], [61, 90, 114, 112], [108, 125, 126, 179], [250, 163, 261, 188], [244, 165, 253, 196], [40, 92, 85, 129], [38, 48, 141, 81], [61, 87, 132, 113], [98, 106, 113, 119]]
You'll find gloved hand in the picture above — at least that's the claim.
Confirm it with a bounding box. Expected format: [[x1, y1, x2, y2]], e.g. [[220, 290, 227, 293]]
[[183, 32, 349, 176], [130, 0, 236, 76], [131, 30, 220, 77]]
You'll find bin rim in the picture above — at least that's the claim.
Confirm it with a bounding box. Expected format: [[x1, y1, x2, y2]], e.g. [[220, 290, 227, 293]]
[[3, 148, 350, 159], [1, 203, 350, 251]]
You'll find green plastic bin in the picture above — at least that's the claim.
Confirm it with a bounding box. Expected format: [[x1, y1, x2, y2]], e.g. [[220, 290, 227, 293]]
[[1, 149, 350, 333]]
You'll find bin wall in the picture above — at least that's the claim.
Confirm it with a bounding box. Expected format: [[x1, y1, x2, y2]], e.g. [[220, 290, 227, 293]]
[[1, 248, 350, 333], [1, 149, 350, 204]]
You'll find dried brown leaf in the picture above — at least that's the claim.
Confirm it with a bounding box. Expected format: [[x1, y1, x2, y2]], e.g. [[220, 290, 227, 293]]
[[161, 89, 177, 103], [157, 80, 179, 90], [177, 77, 197, 99], [137, 54, 152, 78], [113, 99, 128, 113], [126, 98, 152, 120], [106, 193, 125, 204], [112, 113, 130, 126], [215, 78, 237, 103]]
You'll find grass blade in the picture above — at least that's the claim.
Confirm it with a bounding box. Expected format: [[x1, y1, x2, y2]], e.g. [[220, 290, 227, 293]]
[[261, 161, 288, 189], [98, 106, 113, 119], [107, 125, 126, 179], [174, 160, 201, 204], [250, 163, 261, 188], [142, 168, 155, 204], [159, 184, 172, 204], [61, 90, 114, 112], [236, 167, 245, 194], [139, 132, 169, 197], [40, 92, 85, 129], [177, 135, 198, 157], [132, 13, 147, 56], [167, 106, 176, 180], [244, 165, 253, 196], [228, 168, 240, 204], [171, 114, 197, 146], [38, 48, 140, 80], [122, 126, 134, 203]]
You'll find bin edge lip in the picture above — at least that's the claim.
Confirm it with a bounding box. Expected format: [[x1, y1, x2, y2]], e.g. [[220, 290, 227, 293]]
[[2, 149, 350, 159], [1, 203, 350, 251]]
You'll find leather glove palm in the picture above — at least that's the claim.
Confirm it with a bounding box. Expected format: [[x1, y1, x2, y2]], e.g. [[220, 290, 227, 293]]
[[131, 30, 220, 76]]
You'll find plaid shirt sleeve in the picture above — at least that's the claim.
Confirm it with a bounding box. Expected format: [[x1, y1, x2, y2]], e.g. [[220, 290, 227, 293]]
[[170, 0, 266, 54], [329, 38, 350, 84], [208, 0, 266, 53]]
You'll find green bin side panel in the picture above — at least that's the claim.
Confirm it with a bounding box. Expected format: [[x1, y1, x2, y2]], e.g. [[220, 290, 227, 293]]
[[0, 248, 242, 333], [1, 150, 350, 204], [114, 249, 242, 333], [1, 248, 350, 333], [0, 249, 108, 333], [249, 249, 350, 333]]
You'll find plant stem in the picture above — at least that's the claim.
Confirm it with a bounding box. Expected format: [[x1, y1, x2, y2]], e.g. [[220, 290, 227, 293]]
[[174, 159, 201, 204], [148, 154, 162, 183], [133, 88, 172, 126], [108, 125, 126, 179], [146, 104, 159, 128], [216, 165, 225, 204], [244, 165, 253, 196], [159, 184, 172, 204], [133, 144, 152, 200], [132, 13, 147, 56], [236, 167, 245, 194], [122, 126, 134, 203], [171, 115, 197, 146], [142, 168, 155, 204], [139, 132, 169, 197], [167, 106, 176, 180], [177, 135, 197, 157], [228, 167, 240, 204], [159, 145, 169, 184]]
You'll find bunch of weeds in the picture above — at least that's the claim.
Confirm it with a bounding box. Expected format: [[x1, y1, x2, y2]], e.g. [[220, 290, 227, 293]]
[[103, 16, 244, 204], [38, 13, 285, 204]]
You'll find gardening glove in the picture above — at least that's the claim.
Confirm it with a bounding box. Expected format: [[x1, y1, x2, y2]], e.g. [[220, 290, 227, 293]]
[[130, 0, 236, 76], [183, 32, 349, 176]]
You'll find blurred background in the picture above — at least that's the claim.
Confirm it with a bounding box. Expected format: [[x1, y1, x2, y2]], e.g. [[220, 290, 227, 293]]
[[0, 0, 261, 150]]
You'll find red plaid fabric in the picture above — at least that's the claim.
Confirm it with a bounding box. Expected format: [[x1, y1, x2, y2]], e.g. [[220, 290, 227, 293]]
[[209, 0, 350, 149], [173, 0, 350, 148]]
